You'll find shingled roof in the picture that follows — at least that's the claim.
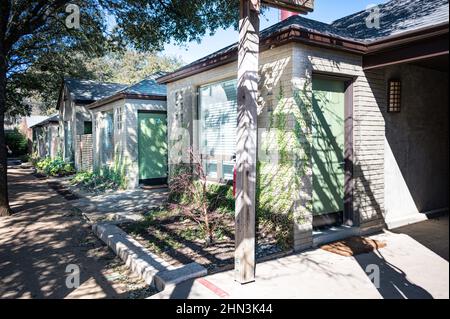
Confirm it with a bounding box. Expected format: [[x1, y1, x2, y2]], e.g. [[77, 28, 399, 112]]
[[29, 114, 59, 128], [331, 0, 449, 42], [118, 73, 167, 97], [87, 73, 168, 109], [159, 0, 449, 83], [65, 79, 128, 103]]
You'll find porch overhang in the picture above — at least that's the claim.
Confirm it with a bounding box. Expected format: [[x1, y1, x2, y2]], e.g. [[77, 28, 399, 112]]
[[363, 23, 449, 70]]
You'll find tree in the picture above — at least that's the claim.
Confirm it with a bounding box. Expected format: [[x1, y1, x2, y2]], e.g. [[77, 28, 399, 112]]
[[23, 50, 183, 115], [0, 0, 240, 216], [87, 50, 183, 85]]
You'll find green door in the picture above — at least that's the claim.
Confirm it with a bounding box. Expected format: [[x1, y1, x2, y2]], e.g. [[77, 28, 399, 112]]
[[312, 78, 345, 217], [138, 112, 168, 184]]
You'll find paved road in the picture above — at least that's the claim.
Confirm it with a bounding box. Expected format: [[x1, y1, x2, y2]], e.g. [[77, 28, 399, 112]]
[[0, 169, 152, 299]]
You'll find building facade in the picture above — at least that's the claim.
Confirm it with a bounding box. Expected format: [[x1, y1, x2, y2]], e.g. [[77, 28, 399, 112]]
[[159, 0, 449, 251]]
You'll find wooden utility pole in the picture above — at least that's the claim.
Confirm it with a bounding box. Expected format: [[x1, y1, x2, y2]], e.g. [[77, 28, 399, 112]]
[[234, 0, 314, 284], [235, 0, 260, 284]]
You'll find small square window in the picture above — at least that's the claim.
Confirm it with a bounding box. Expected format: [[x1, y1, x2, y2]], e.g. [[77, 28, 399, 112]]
[[387, 79, 401, 113], [84, 121, 92, 134]]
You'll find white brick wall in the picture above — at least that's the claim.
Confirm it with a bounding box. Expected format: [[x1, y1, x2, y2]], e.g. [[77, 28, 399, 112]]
[[167, 42, 387, 251]]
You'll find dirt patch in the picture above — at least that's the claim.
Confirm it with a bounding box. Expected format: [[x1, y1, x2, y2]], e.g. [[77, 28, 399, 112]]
[[1, 169, 157, 299], [121, 210, 235, 272], [321, 236, 387, 257], [48, 181, 80, 201], [120, 207, 284, 273]]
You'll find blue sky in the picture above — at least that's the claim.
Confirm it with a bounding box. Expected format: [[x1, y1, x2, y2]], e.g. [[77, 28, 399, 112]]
[[163, 0, 387, 64]]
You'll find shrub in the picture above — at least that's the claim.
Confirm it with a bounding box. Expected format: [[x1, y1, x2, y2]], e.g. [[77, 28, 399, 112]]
[[5, 129, 28, 156], [36, 157, 75, 177], [169, 149, 233, 246], [71, 167, 126, 192]]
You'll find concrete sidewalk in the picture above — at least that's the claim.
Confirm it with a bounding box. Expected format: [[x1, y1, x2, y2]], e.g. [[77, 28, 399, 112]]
[[50, 176, 168, 223], [151, 230, 449, 299]]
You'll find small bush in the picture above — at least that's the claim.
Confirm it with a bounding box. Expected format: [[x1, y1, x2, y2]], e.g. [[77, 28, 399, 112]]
[[71, 167, 126, 193], [5, 129, 28, 156], [36, 157, 75, 177]]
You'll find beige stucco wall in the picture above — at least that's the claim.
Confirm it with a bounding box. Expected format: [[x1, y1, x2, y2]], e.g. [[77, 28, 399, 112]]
[[383, 64, 449, 228], [91, 98, 167, 189], [58, 85, 93, 169], [33, 123, 60, 159]]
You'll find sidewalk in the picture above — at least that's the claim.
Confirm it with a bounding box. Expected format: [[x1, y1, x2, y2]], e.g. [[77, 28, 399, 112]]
[[0, 168, 154, 299], [50, 176, 168, 223], [152, 225, 449, 299]]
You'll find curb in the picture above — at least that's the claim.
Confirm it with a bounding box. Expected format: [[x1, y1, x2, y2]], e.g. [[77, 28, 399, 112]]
[[92, 223, 207, 292]]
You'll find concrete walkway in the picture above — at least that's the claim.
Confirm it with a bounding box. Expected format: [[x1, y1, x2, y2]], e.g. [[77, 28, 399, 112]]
[[0, 169, 154, 299], [152, 224, 449, 299], [53, 177, 168, 223]]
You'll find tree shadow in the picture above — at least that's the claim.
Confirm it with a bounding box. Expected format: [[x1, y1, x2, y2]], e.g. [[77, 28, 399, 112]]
[[0, 169, 146, 299], [355, 248, 434, 299]]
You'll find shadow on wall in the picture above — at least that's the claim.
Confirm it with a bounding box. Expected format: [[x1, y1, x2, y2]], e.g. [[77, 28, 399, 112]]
[[381, 63, 449, 222]]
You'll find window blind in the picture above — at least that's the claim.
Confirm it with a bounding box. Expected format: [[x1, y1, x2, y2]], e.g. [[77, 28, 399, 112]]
[[199, 79, 237, 158]]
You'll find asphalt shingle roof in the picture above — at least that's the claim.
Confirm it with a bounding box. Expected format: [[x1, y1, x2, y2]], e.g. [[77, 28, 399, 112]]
[[331, 0, 449, 42], [163, 0, 449, 78], [65, 79, 128, 102], [118, 73, 167, 96], [30, 114, 59, 128]]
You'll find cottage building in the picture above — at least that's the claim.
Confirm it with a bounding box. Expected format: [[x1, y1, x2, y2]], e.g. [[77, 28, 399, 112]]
[[88, 76, 167, 189], [158, 0, 449, 251], [57, 79, 128, 170], [30, 114, 60, 159]]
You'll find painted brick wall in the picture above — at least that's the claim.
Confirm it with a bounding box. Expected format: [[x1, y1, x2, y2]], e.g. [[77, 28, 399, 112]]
[[167, 42, 387, 252], [292, 44, 386, 248]]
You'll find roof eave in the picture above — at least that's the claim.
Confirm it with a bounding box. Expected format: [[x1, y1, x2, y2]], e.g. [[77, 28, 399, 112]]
[[157, 26, 367, 84], [158, 21, 449, 84], [88, 93, 167, 110], [366, 22, 449, 53]]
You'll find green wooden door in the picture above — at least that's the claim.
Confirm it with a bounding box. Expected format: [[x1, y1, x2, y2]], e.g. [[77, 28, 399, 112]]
[[138, 112, 168, 183], [312, 78, 345, 216]]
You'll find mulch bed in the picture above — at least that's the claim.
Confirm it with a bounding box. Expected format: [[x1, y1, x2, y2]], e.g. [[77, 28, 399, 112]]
[[121, 212, 236, 272], [120, 208, 284, 273], [47, 181, 80, 201], [321, 236, 387, 257]]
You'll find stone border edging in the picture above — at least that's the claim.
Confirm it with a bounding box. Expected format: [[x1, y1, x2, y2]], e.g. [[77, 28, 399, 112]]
[[92, 223, 207, 292]]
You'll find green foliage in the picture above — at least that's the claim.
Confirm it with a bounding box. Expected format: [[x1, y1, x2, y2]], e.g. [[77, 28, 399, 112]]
[[256, 85, 312, 249], [205, 183, 235, 214], [175, 181, 234, 215], [71, 166, 127, 193], [87, 50, 183, 85], [36, 157, 75, 177], [5, 129, 28, 156], [2, 0, 240, 117]]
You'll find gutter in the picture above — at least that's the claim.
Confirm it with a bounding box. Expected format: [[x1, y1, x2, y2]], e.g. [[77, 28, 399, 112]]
[[88, 92, 167, 110], [157, 22, 449, 84]]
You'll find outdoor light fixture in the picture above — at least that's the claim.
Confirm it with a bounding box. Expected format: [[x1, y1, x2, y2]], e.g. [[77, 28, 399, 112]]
[[388, 79, 402, 113]]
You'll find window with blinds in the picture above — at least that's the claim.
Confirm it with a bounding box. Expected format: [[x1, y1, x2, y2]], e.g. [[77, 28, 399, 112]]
[[102, 111, 114, 166], [199, 79, 237, 182]]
